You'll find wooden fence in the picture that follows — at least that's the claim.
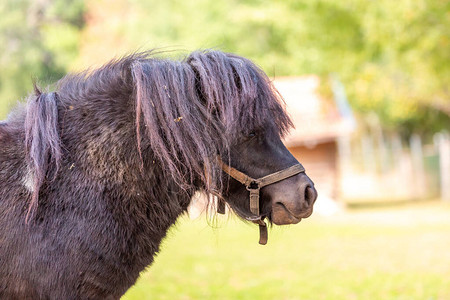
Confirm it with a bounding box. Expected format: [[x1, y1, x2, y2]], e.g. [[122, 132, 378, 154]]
[[338, 131, 449, 203]]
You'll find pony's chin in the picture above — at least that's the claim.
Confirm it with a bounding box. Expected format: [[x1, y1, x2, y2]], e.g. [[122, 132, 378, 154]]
[[271, 203, 312, 225]]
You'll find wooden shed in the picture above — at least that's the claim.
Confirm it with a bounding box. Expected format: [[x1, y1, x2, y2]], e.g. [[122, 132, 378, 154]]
[[274, 76, 354, 201]]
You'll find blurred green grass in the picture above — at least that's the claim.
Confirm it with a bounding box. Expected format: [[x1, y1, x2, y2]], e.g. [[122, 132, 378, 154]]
[[122, 201, 450, 300]]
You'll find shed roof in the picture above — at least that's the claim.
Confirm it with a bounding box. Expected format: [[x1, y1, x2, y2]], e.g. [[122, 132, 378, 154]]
[[273, 76, 354, 147]]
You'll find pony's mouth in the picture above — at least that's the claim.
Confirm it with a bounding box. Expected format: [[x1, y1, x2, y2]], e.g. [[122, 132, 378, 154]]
[[271, 202, 313, 225], [227, 198, 313, 225]]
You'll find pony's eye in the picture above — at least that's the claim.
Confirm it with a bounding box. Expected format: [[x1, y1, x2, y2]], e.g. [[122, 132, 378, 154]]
[[248, 132, 256, 138]]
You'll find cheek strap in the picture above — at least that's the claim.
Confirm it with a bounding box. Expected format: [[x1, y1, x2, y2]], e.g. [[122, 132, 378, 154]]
[[217, 157, 305, 245]]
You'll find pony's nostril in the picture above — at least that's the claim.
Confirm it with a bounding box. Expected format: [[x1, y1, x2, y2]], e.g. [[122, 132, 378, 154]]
[[304, 186, 317, 207]]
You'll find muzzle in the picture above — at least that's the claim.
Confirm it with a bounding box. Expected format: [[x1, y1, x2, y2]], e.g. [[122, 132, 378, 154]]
[[217, 157, 305, 245]]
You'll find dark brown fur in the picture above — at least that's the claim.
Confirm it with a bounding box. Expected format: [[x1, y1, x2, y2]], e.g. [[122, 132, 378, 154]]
[[0, 50, 296, 299]]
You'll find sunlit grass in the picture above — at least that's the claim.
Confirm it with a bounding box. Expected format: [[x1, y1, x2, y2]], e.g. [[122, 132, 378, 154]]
[[122, 201, 450, 300]]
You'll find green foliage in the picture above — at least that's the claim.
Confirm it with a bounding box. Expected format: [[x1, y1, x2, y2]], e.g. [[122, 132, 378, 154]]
[[0, 0, 85, 118], [1, 0, 448, 134], [345, 0, 450, 134], [84, 0, 448, 135], [122, 0, 365, 75]]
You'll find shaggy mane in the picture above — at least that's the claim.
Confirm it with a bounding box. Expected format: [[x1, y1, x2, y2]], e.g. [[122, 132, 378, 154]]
[[24, 50, 293, 212]]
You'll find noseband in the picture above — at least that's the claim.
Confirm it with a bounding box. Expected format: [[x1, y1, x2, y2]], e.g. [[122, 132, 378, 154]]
[[217, 157, 305, 245]]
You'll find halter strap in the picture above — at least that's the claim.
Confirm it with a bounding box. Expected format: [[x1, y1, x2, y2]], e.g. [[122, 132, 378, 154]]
[[217, 157, 305, 245]]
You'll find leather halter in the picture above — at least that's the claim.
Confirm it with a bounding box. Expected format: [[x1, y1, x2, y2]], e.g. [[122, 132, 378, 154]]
[[217, 157, 305, 245]]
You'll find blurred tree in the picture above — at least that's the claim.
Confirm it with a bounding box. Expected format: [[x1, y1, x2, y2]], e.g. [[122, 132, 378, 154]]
[[77, 0, 448, 136], [2, 0, 447, 136], [0, 0, 85, 118], [346, 0, 450, 136]]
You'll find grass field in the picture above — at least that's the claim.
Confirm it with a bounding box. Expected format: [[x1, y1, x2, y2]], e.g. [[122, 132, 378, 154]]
[[122, 201, 450, 300]]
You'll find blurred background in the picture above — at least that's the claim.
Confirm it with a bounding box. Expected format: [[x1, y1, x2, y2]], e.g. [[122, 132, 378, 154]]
[[1, 0, 449, 299]]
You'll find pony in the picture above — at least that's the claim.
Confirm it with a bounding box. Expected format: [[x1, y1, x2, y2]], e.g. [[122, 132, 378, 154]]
[[0, 50, 317, 299]]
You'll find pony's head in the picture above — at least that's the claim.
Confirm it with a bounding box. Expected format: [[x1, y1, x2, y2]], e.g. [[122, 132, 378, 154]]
[[130, 50, 317, 232], [187, 51, 317, 228]]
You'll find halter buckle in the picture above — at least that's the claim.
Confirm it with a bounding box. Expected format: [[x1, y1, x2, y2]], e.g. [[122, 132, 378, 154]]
[[246, 182, 261, 217]]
